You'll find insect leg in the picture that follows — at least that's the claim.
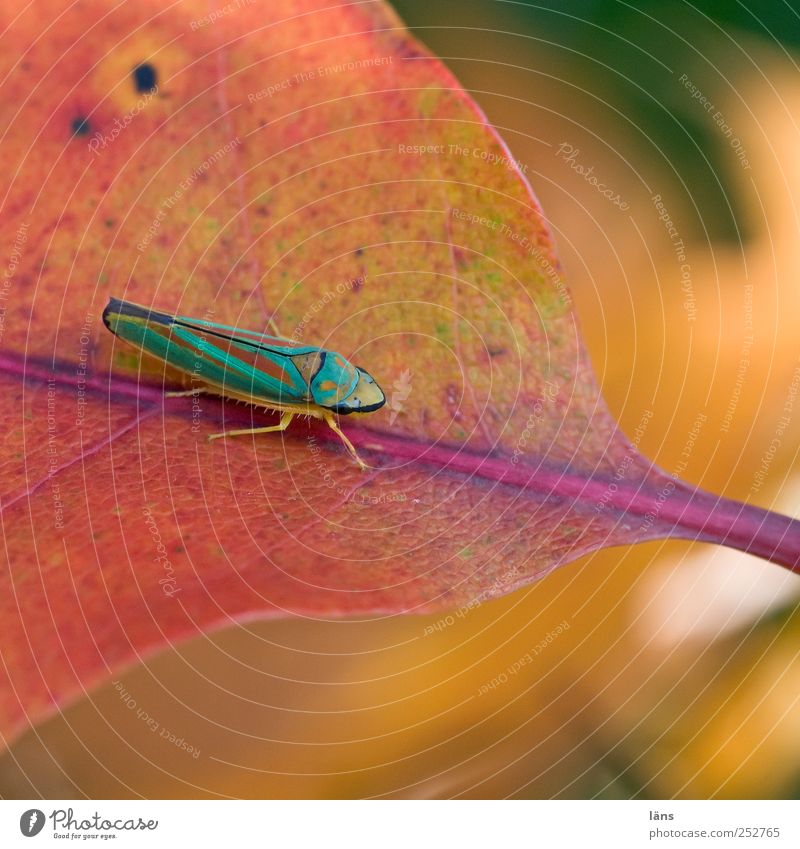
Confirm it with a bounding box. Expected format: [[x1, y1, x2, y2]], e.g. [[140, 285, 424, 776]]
[[165, 388, 203, 397], [323, 412, 368, 471], [208, 411, 294, 441]]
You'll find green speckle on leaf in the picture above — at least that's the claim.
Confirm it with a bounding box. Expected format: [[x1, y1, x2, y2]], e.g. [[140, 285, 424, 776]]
[[417, 85, 441, 119], [115, 351, 140, 369]]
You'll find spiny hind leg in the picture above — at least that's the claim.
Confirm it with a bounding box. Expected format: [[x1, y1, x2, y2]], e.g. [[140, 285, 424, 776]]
[[165, 388, 204, 397], [323, 412, 369, 470], [208, 412, 294, 441]]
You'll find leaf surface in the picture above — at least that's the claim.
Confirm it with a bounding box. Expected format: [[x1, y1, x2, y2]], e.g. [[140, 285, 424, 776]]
[[0, 0, 797, 746]]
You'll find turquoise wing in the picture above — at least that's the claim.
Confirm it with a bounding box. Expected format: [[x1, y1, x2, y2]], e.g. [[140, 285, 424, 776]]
[[102, 298, 313, 403]]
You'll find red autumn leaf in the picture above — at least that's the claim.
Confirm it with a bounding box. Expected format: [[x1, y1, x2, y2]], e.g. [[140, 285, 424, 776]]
[[0, 0, 797, 748]]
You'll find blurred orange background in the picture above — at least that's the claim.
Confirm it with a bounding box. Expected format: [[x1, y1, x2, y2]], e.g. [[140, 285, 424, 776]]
[[1, 1, 798, 799]]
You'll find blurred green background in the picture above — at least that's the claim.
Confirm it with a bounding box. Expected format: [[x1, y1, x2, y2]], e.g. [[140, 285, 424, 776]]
[[2, 0, 799, 799]]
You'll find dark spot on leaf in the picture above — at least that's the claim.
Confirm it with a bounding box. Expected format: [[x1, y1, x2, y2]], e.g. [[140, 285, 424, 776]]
[[488, 347, 506, 358], [355, 247, 364, 256], [132, 62, 157, 94], [393, 40, 425, 61], [104, 218, 115, 228], [71, 116, 90, 136]]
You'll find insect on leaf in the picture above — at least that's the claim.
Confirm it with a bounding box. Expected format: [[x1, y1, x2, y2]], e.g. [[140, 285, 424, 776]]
[[0, 0, 797, 747]]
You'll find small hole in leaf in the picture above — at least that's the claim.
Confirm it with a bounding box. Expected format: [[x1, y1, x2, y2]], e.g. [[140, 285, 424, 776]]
[[71, 117, 90, 136], [132, 63, 157, 93]]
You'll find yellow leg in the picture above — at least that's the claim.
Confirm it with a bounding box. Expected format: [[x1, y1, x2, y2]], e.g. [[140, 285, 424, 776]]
[[165, 388, 202, 397], [208, 412, 294, 441], [323, 412, 369, 470]]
